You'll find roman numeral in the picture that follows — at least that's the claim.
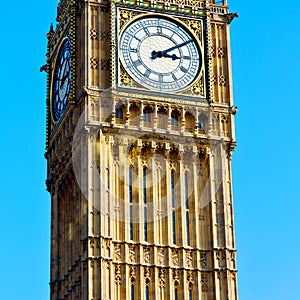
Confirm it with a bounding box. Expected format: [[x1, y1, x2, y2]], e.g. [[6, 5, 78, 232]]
[[144, 69, 151, 77], [180, 66, 188, 73], [133, 60, 142, 67]]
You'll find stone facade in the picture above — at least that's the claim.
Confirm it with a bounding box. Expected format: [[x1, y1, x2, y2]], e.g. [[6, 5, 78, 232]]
[[45, 0, 238, 299]]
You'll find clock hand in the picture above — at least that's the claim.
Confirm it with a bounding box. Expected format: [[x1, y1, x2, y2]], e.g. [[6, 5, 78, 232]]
[[163, 53, 180, 60], [151, 39, 194, 60], [151, 50, 162, 59], [151, 51, 179, 60], [161, 39, 194, 55], [60, 73, 69, 86], [152, 52, 191, 61]]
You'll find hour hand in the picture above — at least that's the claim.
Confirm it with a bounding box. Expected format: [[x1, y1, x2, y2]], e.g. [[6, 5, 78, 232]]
[[151, 51, 180, 60], [163, 53, 180, 60], [151, 50, 162, 59], [61, 73, 69, 83]]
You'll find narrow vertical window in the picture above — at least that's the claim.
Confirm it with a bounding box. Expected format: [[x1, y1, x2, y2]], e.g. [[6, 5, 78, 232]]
[[131, 284, 135, 300], [143, 110, 151, 123], [185, 172, 190, 246], [188, 289, 192, 300], [198, 115, 206, 131], [171, 112, 179, 126], [116, 107, 123, 119], [143, 167, 148, 242], [145, 285, 149, 300], [129, 167, 133, 240], [197, 115, 202, 129], [171, 171, 176, 244], [174, 288, 178, 300], [186, 211, 190, 245]]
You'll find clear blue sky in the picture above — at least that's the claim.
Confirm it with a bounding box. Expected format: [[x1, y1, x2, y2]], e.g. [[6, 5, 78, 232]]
[[0, 1, 299, 299]]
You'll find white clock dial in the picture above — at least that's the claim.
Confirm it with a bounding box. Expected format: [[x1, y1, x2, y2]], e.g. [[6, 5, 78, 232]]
[[119, 17, 201, 92]]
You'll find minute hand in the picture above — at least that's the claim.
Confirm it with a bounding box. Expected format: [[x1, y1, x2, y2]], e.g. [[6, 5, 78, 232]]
[[162, 39, 194, 55]]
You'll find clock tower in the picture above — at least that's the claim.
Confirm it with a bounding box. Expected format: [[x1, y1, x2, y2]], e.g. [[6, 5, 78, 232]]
[[45, 0, 238, 299]]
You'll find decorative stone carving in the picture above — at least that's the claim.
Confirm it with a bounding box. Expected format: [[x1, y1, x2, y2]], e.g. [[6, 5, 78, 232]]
[[158, 269, 165, 287], [201, 272, 208, 292], [144, 267, 151, 285], [181, 19, 203, 40], [90, 28, 98, 40], [216, 249, 226, 260], [216, 249, 226, 267], [144, 247, 150, 264], [90, 260, 94, 268], [217, 47, 225, 58], [90, 238, 95, 248], [105, 261, 110, 270], [212, 74, 218, 85], [200, 251, 207, 269], [129, 266, 136, 283], [157, 248, 165, 265], [100, 59, 110, 71], [187, 270, 193, 288], [100, 31, 110, 41], [114, 244, 121, 261], [173, 269, 180, 286], [90, 57, 99, 69], [186, 251, 192, 268], [211, 45, 216, 57], [120, 65, 133, 86], [217, 270, 226, 280], [157, 105, 168, 114], [119, 9, 140, 31], [129, 245, 135, 263], [172, 249, 179, 266], [218, 74, 226, 86], [231, 271, 237, 280], [199, 214, 205, 221], [115, 265, 121, 285], [190, 77, 205, 96]]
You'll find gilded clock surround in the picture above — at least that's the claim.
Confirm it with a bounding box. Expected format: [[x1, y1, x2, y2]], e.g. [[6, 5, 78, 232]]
[[45, 1, 238, 299], [116, 11, 205, 96], [50, 37, 71, 123]]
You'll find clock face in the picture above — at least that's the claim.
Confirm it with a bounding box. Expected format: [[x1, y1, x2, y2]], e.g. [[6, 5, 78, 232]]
[[119, 17, 201, 92], [52, 38, 71, 123]]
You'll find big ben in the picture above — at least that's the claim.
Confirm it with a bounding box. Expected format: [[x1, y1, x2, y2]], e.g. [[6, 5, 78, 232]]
[[44, 0, 238, 299]]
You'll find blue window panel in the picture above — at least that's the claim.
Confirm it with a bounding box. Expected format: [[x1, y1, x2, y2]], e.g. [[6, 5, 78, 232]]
[[143, 168, 148, 242], [174, 288, 178, 300], [186, 211, 190, 246], [171, 171, 175, 208], [143, 111, 151, 122], [172, 210, 176, 244], [116, 108, 123, 119], [129, 167, 133, 240], [184, 172, 189, 209], [129, 167, 133, 203], [144, 206, 148, 241], [171, 114, 179, 126], [171, 171, 176, 244], [189, 290, 192, 300], [143, 168, 147, 204], [130, 205, 133, 240], [131, 285, 135, 300]]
